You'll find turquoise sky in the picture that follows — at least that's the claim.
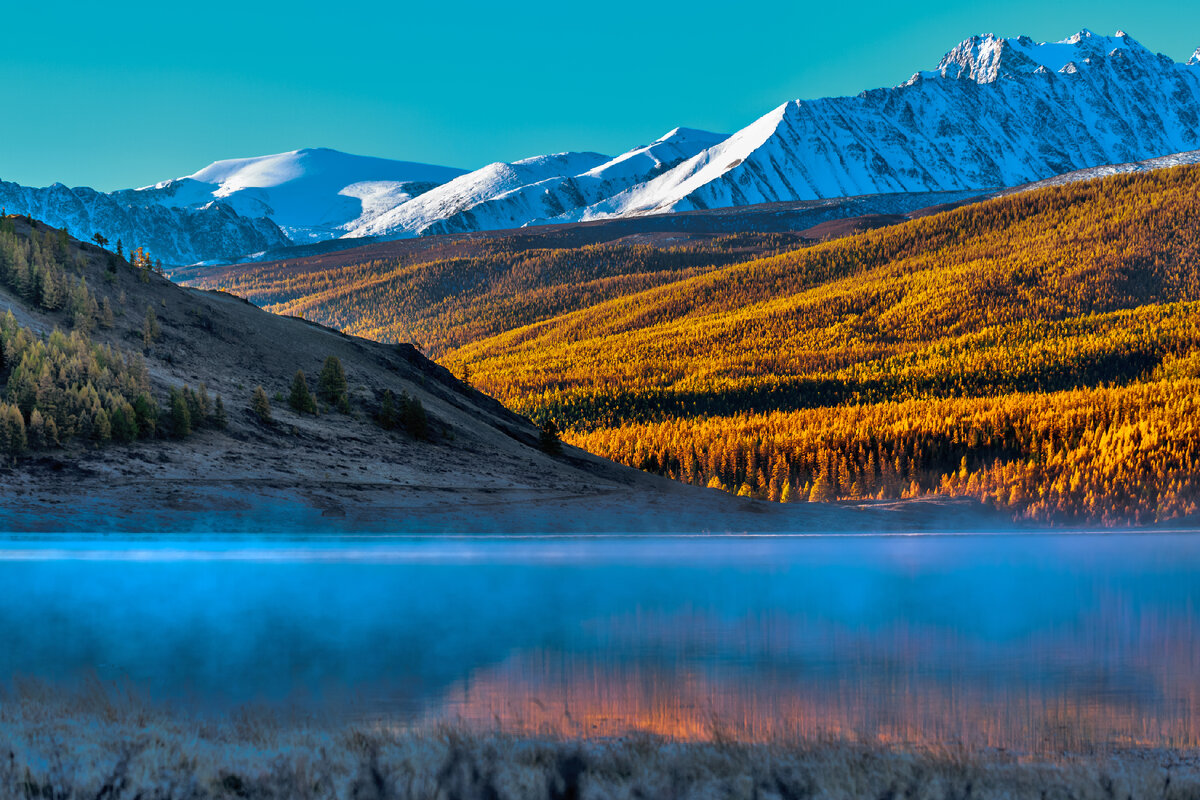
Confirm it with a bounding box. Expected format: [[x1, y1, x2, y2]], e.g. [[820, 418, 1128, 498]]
[[4, 1, 1199, 190]]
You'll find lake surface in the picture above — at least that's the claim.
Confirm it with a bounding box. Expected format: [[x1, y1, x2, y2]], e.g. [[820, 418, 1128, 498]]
[[1, 533, 1198, 749]]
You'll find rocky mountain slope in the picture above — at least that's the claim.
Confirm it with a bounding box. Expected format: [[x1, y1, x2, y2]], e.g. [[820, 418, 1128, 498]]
[[583, 30, 1200, 218], [3, 29, 1197, 266], [0, 179, 292, 265]]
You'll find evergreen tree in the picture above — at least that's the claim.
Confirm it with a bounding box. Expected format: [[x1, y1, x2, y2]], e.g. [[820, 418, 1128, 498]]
[[808, 471, 836, 503], [317, 356, 349, 411], [379, 389, 397, 430], [109, 404, 138, 443], [133, 393, 158, 438], [143, 305, 160, 348], [214, 396, 228, 429], [401, 392, 428, 440], [27, 409, 46, 449], [251, 386, 272, 424], [539, 419, 563, 455], [93, 408, 112, 443], [169, 387, 192, 438], [288, 370, 317, 414], [3, 405, 26, 455]]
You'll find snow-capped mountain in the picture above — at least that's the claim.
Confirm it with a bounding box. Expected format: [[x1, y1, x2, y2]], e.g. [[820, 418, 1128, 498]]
[[580, 30, 1200, 218], [347, 151, 611, 239], [144, 148, 467, 244], [348, 128, 727, 238], [5, 28, 1200, 264], [0, 180, 291, 265]]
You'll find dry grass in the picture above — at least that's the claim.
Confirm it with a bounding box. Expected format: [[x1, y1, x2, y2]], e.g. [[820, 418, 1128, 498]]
[[2, 681, 1198, 799]]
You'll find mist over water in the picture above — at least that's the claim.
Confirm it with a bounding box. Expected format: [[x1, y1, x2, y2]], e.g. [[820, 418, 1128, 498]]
[[2, 533, 1198, 748]]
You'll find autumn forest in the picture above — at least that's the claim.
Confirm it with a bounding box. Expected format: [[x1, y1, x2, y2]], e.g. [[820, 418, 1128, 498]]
[[189, 166, 1200, 525]]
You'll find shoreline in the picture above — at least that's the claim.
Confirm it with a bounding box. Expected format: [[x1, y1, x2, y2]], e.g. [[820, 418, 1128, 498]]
[[3, 702, 1198, 799]]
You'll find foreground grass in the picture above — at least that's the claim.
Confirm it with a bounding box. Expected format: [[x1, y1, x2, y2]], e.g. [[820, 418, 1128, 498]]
[[2, 686, 1199, 799]]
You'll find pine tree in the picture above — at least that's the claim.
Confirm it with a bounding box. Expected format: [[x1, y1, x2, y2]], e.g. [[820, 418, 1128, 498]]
[[27, 408, 46, 449], [133, 393, 157, 438], [379, 389, 397, 430], [809, 471, 836, 503], [401, 392, 428, 440], [143, 305, 160, 349], [251, 386, 272, 424], [93, 408, 112, 443], [4, 405, 26, 455], [539, 418, 563, 455], [213, 396, 228, 429], [288, 370, 317, 414], [318, 356, 348, 411], [169, 388, 191, 438]]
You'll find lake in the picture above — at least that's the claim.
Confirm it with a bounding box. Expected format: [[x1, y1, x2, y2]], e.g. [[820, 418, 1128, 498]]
[[1, 533, 1198, 750]]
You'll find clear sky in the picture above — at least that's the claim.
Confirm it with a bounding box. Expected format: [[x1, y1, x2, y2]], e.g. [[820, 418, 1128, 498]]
[[3, 0, 1199, 190]]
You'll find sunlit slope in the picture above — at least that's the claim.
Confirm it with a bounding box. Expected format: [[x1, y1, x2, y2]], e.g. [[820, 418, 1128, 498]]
[[191, 234, 801, 356], [445, 167, 1200, 524]]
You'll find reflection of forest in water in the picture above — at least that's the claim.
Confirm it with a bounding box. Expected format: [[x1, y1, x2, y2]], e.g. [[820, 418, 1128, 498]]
[[1, 534, 1198, 749], [433, 603, 1200, 749]]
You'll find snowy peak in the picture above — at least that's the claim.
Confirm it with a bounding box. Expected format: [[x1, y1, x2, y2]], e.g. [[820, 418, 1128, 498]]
[[183, 147, 463, 192], [918, 29, 1157, 84], [9, 27, 1200, 265], [150, 148, 467, 244]]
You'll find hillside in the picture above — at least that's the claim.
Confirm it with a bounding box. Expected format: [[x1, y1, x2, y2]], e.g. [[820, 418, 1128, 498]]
[[447, 166, 1200, 525], [0, 214, 1013, 533], [177, 190, 989, 353], [183, 165, 1200, 526]]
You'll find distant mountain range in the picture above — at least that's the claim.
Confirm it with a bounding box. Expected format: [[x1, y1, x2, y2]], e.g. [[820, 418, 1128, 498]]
[[3, 28, 1199, 265]]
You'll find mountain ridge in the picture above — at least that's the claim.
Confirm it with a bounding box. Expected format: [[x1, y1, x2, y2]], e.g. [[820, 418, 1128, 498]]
[[3, 28, 1200, 265]]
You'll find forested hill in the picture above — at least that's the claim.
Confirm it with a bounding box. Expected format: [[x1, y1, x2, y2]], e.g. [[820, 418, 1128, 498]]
[[439, 165, 1200, 525], [0, 213, 849, 533], [339, 165, 1200, 527]]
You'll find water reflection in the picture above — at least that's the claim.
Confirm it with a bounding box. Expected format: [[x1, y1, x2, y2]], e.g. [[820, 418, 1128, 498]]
[[1, 534, 1198, 749]]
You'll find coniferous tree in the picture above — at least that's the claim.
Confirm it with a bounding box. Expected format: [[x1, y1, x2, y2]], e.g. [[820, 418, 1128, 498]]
[[288, 370, 317, 414], [251, 386, 272, 423], [539, 419, 563, 455], [213, 396, 228, 429], [169, 388, 192, 438], [378, 389, 397, 430], [143, 305, 160, 348], [318, 356, 348, 411], [133, 393, 158, 438], [401, 392, 428, 440], [93, 408, 112, 443]]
